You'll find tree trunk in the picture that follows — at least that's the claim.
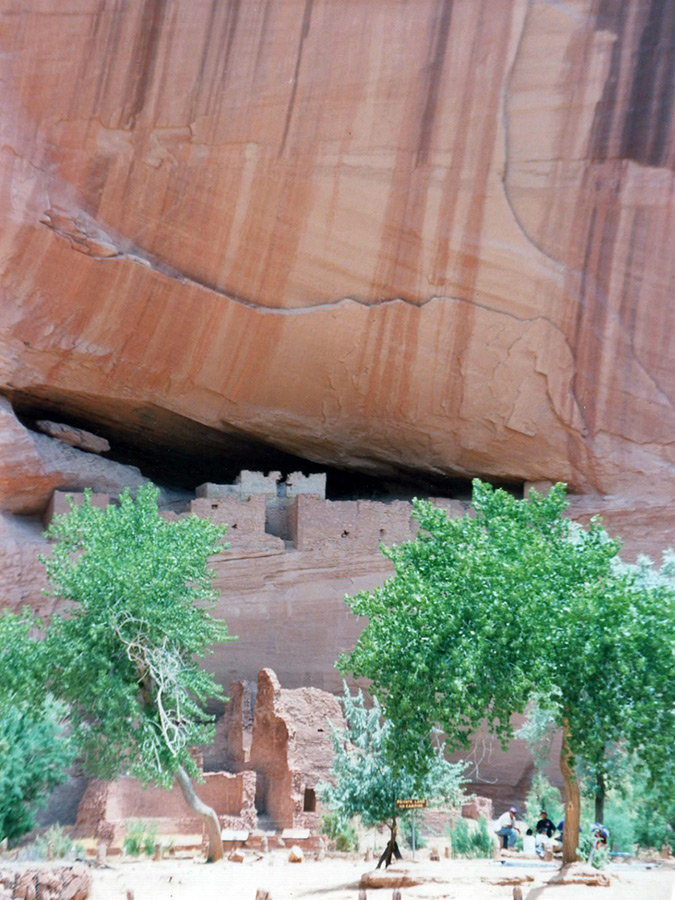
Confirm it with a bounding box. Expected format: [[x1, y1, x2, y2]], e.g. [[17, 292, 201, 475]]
[[560, 718, 581, 865], [376, 818, 400, 869], [174, 765, 224, 862], [594, 771, 605, 824]]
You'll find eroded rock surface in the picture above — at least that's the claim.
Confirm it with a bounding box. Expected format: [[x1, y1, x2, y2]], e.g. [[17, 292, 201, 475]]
[[34, 422, 110, 455], [0, 399, 149, 514], [0, 0, 673, 527]]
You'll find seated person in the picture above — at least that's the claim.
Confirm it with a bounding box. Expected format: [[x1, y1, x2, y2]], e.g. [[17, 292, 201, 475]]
[[494, 807, 520, 849], [535, 810, 556, 839], [534, 809, 556, 856]]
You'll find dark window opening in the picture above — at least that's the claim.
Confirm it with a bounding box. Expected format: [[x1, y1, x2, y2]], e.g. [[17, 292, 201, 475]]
[[303, 788, 316, 813]]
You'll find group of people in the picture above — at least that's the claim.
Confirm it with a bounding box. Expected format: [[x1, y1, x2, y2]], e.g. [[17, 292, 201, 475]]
[[494, 807, 610, 859]]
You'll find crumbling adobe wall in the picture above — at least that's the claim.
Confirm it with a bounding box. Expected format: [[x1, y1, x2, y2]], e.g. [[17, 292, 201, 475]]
[[75, 770, 257, 839], [248, 668, 343, 830], [249, 670, 294, 828], [213, 679, 255, 773], [293, 495, 466, 552], [275, 680, 344, 830]]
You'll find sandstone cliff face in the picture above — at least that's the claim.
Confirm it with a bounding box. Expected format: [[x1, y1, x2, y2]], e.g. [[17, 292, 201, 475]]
[[0, 0, 673, 531]]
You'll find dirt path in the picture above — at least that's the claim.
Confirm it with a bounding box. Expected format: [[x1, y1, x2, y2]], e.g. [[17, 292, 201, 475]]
[[88, 855, 675, 900]]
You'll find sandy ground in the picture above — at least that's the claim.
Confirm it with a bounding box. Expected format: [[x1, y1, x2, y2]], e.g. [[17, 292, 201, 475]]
[[87, 853, 675, 900]]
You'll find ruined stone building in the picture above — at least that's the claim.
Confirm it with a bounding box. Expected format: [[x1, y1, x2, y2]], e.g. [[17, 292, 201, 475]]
[[75, 667, 343, 842], [39, 471, 561, 835]]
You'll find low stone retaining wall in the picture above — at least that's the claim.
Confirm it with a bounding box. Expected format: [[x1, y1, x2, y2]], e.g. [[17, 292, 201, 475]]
[[0, 863, 90, 900]]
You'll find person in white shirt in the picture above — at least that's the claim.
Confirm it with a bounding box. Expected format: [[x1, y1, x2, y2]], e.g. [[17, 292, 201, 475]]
[[494, 806, 521, 849]]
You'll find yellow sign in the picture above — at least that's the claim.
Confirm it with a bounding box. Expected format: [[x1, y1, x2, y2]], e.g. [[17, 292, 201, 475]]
[[396, 799, 427, 809]]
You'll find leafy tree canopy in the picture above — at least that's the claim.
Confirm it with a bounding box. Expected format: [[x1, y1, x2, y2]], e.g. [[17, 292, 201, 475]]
[[42, 485, 232, 787], [0, 608, 46, 706], [41, 484, 233, 861], [0, 698, 74, 842], [339, 480, 675, 862], [320, 685, 465, 830], [0, 611, 73, 842]]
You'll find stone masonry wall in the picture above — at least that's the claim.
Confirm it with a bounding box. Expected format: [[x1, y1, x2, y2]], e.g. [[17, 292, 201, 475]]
[[75, 770, 257, 839]]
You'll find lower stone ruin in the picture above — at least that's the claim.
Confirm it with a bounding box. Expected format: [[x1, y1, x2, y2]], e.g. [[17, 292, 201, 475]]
[[0, 864, 90, 900], [72, 668, 344, 853]]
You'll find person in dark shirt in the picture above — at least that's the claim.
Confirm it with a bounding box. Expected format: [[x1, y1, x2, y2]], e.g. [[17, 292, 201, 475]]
[[535, 810, 555, 838]]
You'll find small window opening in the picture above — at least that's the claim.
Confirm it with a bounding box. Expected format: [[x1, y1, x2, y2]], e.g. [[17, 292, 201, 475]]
[[303, 787, 316, 813]]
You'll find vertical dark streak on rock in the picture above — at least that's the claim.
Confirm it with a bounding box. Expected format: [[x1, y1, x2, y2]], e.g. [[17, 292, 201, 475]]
[[415, 0, 454, 168], [571, 204, 597, 433], [153, 1, 179, 120], [253, 0, 275, 76], [123, 0, 166, 129], [589, 0, 626, 161], [648, 0, 675, 166], [621, 0, 669, 166], [92, 0, 124, 119], [279, 0, 314, 157], [85, 156, 112, 216], [446, 0, 511, 426], [591, 0, 675, 169], [619, 211, 643, 341], [191, 0, 220, 118], [430, 3, 486, 287], [211, 0, 242, 107], [615, 210, 642, 433], [572, 172, 621, 439], [68, 0, 117, 120]]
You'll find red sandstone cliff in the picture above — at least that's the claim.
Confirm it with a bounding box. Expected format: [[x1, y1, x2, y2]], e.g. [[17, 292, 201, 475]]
[[0, 0, 673, 543], [2, 1, 674, 818]]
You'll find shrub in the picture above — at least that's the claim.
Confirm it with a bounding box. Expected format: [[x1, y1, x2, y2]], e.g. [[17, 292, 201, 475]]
[[524, 772, 564, 832], [475, 817, 496, 856], [123, 820, 157, 857], [602, 794, 635, 853], [33, 824, 83, 860], [400, 815, 426, 850], [448, 816, 493, 858], [448, 817, 472, 857], [335, 825, 359, 853], [577, 832, 610, 868], [634, 803, 674, 852], [320, 813, 359, 852]]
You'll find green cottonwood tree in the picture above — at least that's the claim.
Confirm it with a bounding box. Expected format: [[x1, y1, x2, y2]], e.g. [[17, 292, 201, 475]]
[[340, 481, 675, 864], [42, 485, 233, 862], [319, 686, 465, 868], [0, 611, 74, 842]]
